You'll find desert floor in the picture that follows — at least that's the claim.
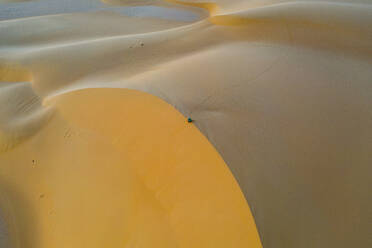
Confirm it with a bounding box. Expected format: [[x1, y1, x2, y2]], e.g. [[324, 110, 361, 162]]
[[0, 1, 371, 247]]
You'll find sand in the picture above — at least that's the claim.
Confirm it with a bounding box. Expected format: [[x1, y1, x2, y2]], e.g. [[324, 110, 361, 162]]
[[0, 88, 262, 248], [0, 0, 371, 247]]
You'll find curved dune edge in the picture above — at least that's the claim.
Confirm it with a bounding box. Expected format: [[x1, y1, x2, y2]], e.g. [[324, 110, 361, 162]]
[[0, 88, 262, 248]]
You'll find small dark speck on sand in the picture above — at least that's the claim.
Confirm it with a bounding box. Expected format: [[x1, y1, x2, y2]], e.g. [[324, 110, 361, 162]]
[[40, 194, 45, 199], [141, 43, 144, 47]]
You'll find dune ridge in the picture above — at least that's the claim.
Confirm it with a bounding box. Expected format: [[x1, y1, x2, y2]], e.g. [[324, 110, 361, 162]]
[[0, 0, 371, 247]]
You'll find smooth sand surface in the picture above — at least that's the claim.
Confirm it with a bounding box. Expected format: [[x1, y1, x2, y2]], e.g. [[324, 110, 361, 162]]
[[0, 88, 262, 248], [0, 0, 371, 247]]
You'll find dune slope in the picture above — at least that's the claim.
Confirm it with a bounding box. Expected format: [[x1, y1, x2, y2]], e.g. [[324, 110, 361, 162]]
[[0, 0, 371, 247]]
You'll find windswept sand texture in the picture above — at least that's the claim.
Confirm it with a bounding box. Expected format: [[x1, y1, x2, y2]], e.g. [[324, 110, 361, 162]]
[[0, 0, 372, 248]]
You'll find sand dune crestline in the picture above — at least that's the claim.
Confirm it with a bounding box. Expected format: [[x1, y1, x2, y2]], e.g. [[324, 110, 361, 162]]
[[0, 0, 371, 248]]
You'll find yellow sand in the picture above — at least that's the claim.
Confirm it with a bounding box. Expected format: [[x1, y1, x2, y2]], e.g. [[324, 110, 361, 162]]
[[0, 64, 31, 82], [0, 88, 262, 248]]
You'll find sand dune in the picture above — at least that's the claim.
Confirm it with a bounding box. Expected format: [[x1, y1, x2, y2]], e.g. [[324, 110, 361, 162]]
[[1, 88, 262, 248], [0, 81, 53, 152], [0, 0, 371, 247]]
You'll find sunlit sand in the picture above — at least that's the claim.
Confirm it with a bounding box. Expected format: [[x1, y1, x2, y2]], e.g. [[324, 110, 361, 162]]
[[0, 0, 371, 247]]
